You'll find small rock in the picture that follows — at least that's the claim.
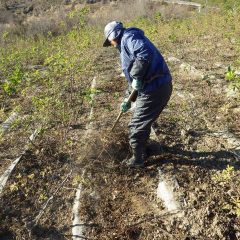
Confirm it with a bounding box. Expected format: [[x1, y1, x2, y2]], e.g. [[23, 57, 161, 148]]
[[225, 88, 238, 99], [180, 129, 187, 138], [63, 0, 72, 4], [167, 56, 181, 65], [165, 224, 172, 232], [201, 183, 207, 190], [89, 191, 100, 200], [23, 5, 33, 14]]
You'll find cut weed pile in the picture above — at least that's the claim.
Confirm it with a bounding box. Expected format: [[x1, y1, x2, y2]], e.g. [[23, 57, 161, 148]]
[[0, 0, 240, 239]]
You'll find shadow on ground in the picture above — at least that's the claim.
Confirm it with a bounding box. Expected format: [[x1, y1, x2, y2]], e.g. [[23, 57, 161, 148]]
[[146, 143, 239, 171]]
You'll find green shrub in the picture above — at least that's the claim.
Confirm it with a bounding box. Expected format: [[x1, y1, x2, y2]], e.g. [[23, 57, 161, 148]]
[[2, 65, 24, 95]]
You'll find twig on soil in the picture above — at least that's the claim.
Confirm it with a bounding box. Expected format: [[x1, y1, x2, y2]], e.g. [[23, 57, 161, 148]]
[[154, 227, 178, 240], [24, 128, 41, 151], [63, 186, 79, 190], [32, 169, 73, 225], [127, 212, 180, 240], [128, 211, 181, 227], [182, 234, 212, 240], [28, 137, 39, 150], [228, 149, 240, 161]]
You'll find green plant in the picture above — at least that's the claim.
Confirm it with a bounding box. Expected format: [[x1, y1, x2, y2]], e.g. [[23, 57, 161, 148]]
[[84, 88, 102, 105], [2, 65, 24, 95], [212, 165, 235, 184], [154, 12, 163, 22], [223, 196, 240, 217], [212, 165, 240, 216], [225, 66, 236, 81], [225, 66, 240, 91], [67, 7, 90, 27], [1, 31, 9, 41], [72, 174, 82, 186]]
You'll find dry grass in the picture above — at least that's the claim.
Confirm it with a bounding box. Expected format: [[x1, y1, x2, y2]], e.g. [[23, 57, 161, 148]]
[[0, 8, 15, 24], [0, 0, 201, 38], [0, 5, 83, 38], [23, 10, 67, 37], [88, 0, 195, 26], [88, 0, 149, 25]]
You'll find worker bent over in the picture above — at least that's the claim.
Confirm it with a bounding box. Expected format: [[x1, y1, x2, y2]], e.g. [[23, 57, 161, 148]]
[[103, 21, 172, 168]]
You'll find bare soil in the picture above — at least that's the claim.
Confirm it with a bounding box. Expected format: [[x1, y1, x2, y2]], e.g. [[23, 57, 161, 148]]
[[74, 46, 240, 239], [0, 9, 240, 240], [0, 136, 75, 239]]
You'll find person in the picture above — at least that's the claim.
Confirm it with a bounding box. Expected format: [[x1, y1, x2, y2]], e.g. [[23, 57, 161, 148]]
[[103, 21, 172, 168]]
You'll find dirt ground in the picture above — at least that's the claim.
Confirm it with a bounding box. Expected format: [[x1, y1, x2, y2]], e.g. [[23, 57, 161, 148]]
[[75, 47, 240, 240], [0, 135, 75, 239], [0, 7, 240, 240]]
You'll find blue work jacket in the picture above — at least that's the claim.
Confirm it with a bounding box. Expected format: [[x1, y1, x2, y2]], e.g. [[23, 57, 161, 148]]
[[119, 28, 172, 92]]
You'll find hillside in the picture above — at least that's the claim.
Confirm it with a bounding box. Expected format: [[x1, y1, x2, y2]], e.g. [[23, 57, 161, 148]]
[[0, 0, 240, 239]]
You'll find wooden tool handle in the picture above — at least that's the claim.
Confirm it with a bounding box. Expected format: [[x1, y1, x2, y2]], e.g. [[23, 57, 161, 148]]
[[126, 89, 138, 103], [111, 90, 137, 132]]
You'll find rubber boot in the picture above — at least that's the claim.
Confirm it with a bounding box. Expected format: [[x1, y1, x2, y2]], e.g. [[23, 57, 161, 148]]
[[126, 146, 144, 168], [142, 144, 148, 161]]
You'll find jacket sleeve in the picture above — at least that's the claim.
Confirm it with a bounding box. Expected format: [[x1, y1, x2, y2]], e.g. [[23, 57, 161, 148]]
[[126, 36, 152, 82], [130, 59, 150, 82]]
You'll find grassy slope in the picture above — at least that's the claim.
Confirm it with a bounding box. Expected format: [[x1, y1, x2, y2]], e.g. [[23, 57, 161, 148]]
[[0, 2, 240, 239]]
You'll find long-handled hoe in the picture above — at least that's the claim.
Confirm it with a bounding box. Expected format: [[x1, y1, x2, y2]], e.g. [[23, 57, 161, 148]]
[[111, 89, 137, 131]]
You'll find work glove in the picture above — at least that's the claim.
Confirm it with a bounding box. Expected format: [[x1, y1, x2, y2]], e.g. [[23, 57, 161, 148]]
[[131, 79, 143, 90], [120, 100, 131, 113]]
